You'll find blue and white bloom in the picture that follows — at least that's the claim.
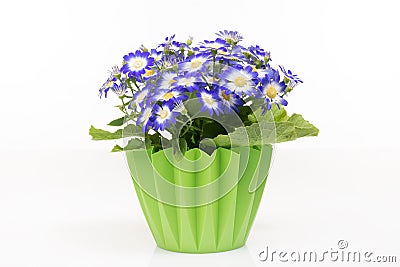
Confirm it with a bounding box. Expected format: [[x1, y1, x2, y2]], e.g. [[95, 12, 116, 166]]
[[200, 38, 228, 52], [218, 87, 244, 112], [121, 50, 154, 78], [220, 66, 258, 95], [172, 72, 201, 91], [216, 30, 243, 43], [179, 53, 211, 73], [197, 89, 221, 115], [136, 106, 154, 132], [98, 74, 116, 98], [132, 85, 151, 108], [158, 72, 178, 89], [150, 49, 163, 62], [259, 74, 287, 110], [111, 82, 128, 96], [153, 102, 179, 131], [149, 88, 188, 103], [279, 65, 303, 86]]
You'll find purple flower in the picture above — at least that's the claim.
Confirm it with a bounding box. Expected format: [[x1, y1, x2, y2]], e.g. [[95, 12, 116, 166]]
[[121, 50, 154, 78], [219, 66, 258, 95], [152, 102, 179, 131]]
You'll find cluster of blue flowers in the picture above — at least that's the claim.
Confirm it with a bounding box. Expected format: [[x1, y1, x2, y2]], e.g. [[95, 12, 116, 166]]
[[99, 30, 303, 134]]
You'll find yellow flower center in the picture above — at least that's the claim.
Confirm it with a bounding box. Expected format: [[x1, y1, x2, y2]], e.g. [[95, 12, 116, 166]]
[[266, 85, 278, 99], [132, 59, 144, 69], [221, 90, 230, 101], [234, 76, 247, 87], [163, 92, 175, 100], [252, 66, 257, 72], [144, 69, 155, 77], [168, 79, 176, 86], [191, 60, 202, 69], [159, 109, 168, 119]]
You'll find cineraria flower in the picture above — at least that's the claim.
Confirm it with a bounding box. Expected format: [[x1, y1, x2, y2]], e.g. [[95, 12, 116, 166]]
[[98, 75, 116, 98], [143, 68, 158, 79], [150, 49, 163, 62], [121, 50, 154, 78], [158, 72, 178, 89], [279, 65, 303, 86], [200, 38, 228, 53], [218, 87, 244, 112], [179, 53, 211, 73], [149, 88, 188, 104], [196, 89, 222, 115], [255, 66, 277, 82], [248, 45, 267, 59], [216, 30, 243, 44], [173, 99, 186, 114], [111, 82, 128, 97], [259, 74, 287, 110], [152, 102, 179, 131], [136, 106, 154, 132], [108, 66, 121, 77], [172, 72, 201, 91], [132, 86, 151, 108], [220, 66, 258, 95]]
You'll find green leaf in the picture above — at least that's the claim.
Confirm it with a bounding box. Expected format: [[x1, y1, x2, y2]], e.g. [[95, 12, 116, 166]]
[[89, 125, 123, 140], [124, 138, 146, 150], [89, 124, 143, 140], [122, 124, 143, 138], [213, 121, 297, 147], [254, 105, 289, 122], [288, 114, 319, 138], [111, 145, 123, 152], [108, 117, 126, 126], [212, 112, 319, 148]]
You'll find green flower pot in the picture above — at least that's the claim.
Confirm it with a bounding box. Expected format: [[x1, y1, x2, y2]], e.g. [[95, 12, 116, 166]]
[[126, 145, 272, 253]]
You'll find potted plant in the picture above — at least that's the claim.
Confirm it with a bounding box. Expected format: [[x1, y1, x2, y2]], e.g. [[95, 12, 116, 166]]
[[90, 30, 318, 253]]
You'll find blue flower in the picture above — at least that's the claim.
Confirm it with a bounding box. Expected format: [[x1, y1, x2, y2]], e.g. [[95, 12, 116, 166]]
[[255, 66, 278, 82], [111, 82, 128, 97], [149, 87, 188, 104], [136, 105, 155, 132], [152, 102, 179, 131], [172, 72, 201, 91], [200, 38, 228, 53], [216, 30, 243, 44], [157, 71, 178, 89], [259, 73, 287, 110], [150, 49, 163, 62], [248, 45, 267, 58], [279, 65, 303, 85], [196, 88, 222, 115], [131, 85, 152, 108], [98, 74, 116, 98], [121, 50, 154, 78], [219, 66, 258, 95], [218, 87, 244, 113], [178, 53, 211, 73]]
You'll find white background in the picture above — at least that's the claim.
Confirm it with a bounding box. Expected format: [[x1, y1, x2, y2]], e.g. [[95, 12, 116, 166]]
[[1, 0, 400, 266]]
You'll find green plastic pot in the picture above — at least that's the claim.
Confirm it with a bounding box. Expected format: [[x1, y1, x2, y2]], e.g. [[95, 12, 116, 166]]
[[126, 145, 272, 253]]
